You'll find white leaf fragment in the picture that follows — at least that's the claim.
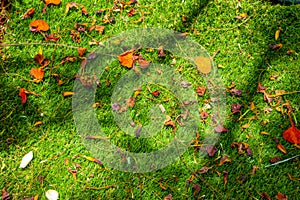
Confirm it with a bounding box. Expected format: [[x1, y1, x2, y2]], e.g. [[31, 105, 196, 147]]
[[46, 189, 59, 200], [19, 151, 33, 168]]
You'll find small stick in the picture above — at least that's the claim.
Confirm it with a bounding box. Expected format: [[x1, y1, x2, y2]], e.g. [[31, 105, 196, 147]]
[[265, 154, 300, 168]]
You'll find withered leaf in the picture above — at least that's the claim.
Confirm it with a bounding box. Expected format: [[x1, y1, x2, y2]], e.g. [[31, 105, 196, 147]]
[[2, 189, 11, 200], [77, 47, 87, 57], [261, 192, 272, 200], [275, 28, 282, 41], [45, 0, 61, 6], [276, 143, 287, 154], [62, 91, 74, 97], [269, 43, 283, 51], [196, 86, 206, 96], [164, 194, 172, 200], [151, 90, 160, 97], [81, 5, 88, 16], [34, 121, 43, 127], [22, 8, 35, 19], [283, 124, 300, 144], [19, 88, 27, 104], [30, 67, 44, 81], [231, 103, 242, 114], [68, 168, 77, 180], [45, 33, 59, 41], [192, 184, 201, 196], [194, 56, 211, 74], [200, 111, 208, 119], [118, 50, 134, 68], [269, 156, 281, 164], [198, 166, 212, 174], [158, 46, 166, 57], [30, 20, 49, 32], [138, 58, 150, 69], [127, 7, 135, 16], [214, 124, 228, 133], [275, 192, 287, 200], [218, 155, 232, 166], [126, 97, 135, 108], [223, 171, 228, 185], [88, 25, 105, 34]]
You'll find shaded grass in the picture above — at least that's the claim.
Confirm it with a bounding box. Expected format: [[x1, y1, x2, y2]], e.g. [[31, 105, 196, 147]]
[[1, 0, 300, 199]]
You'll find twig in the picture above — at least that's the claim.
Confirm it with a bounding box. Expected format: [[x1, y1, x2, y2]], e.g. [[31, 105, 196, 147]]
[[265, 154, 300, 168]]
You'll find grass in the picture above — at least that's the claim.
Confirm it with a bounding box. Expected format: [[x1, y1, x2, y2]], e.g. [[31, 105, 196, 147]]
[[1, 0, 300, 199]]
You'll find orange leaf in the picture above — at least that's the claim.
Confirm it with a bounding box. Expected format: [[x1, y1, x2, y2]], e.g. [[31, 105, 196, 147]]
[[30, 20, 49, 31], [118, 50, 134, 68], [275, 28, 282, 41], [34, 121, 43, 127], [276, 143, 287, 154], [283, 124, 300, 144], [22, 8, 35, 19], [45, 0, 61, 6], [77, 47, 87, 57], [194, 56, 211, 74], [19, 88, 27, 104], [30, 67, 44, 81], [62, 91, 74, 97]]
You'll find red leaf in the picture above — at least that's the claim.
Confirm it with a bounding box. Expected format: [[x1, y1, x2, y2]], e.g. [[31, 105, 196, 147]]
[[19, 88, 27, 104], [275, 192, 287, 200], [283, 124, 300, 144], [2, 189, 11, 200], [151, 90, 160, 97]]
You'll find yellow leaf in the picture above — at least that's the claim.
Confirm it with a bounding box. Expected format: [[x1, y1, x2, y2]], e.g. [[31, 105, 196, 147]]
[[276, 143, 287, 154], [194, 56, 211, 74], [260, 131, 270, 135], [38, 47, 43, 55], [34, 121, 43, 127], [62, 91, 74, 97], [275, 28, 282, 41]]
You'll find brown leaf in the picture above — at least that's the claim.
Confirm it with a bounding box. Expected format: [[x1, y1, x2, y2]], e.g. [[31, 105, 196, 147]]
[[2, 189, 11, 200], [223, 171, 228, 185], [192, 184, 201, 196], [214, 124, 228, 133], [269, 156, 281, 164], [126, 97, 135, 108], [138, 58, 150, 69], [218, 155, 232, 166], [45, 33, 60, 41], [82, 155, 102, 165], [62, 91, 74, 97], [65, 2, 79, 14], [68, 168, 77, 180], [77, 47, 87, 57], [276, 143, 287, 154], [30, 20, 49, 32], [22, 8, 35, 19], [45, 0, 61, 6], [19, 88, 27, 104], [164, 194, 172, 200], [251, 166, 259, 175], [261, 192, 272, 200], [151, 90, 160, 97], [286, 49, 295, 55], [127, 7, 135, 16], [269, 43, 283, 51], [30, 67, 44, 81], [81, 5, 88, 15], [194, 56, 211, 74], [158, 46, 166, 57], [198, 166, 212, 174], [34, 54, 50, 67], [275, 192, 287, 200], [196, 86, 206, 96], [118, 50, 134, 68]]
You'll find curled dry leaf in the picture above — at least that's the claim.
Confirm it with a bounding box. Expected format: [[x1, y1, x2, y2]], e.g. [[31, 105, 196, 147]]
[[196, 86, 206, 96], [62, 91, 74, 97], [34, 54, 50, 67], [269, 43, 282, 51], [223, 171, 229, 185], [45, 190, 59, 200], [261, 192, 272, 200], [22, 8, 35, 19], [34, 121, 43, 127], [218, 155, 232, 166], [2, 189, 11, 200], [30, 67, 44, 81], [45, 0, 61, 6], [30, 20, 49, 32], [214, 124, 228, 133], [164, 194, 172, 200], [192, 184, 201, 196], [194, 56, 211, 74], [276, 143, 287, 154], [269, 156, 281, 164], [19, 88, 27, 104], [77, 47, 87, 57], [275, 192, 287, 200], [45, 34, 60, 41], [118, 50, 134, 68], [151, 90, 160, 97], [19, 151, 33, 168], [283, 111, 300, 144], [126, 97, 135, 108]]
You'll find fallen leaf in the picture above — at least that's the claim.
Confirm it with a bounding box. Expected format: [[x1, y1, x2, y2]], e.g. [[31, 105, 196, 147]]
[[81, 5, 88, 15], [22, 8, 35, 19], [275, 192, 287, 200], [200, 145, 218, 157], [231, 103, 242, 114], [19, 151, 33, 168], [229, 88, 242, 95], [51, 74, 64, 85], [269, 43, 282, 51], [200, 111, 208, 119], [34, 54, 50, 67], [196, 86, 206, 96], [138, 58, 150, 69], [218, 155, 232, 166], [45, 0, 61, 6], [61, 56, 77, 63], [82, 155, 102, 165], [192, 184, 201, 196], [30, 20, 49, 32], [34, 121, 43, 127], [19, 88, 27, 104], [180, 81, 192, 88], [286, 49, 295, 55], [88, 25, 105, 34], [283, 124, 300, 144], [127, 7, 135, 16], [126, 97, 135, 108], [45, 34, 60, 41], [275, 28, 282, 41], [261, 192, 272, 200], [235, 13, 247, 19], [30, 67, 44, 81], [198, 166, 212, 174], [77, 47, 87, 57], [45, 190, 59, 200], [251, 166, 259, 175], [223, 171, 228, 185], [194, 56, 211, 74], [151, 90, 160, 97], [62, 91, 74, 97], [2, 189, 11, 200], [164, 194, 172, 200], [214, 124, 228, 133], [269, 156, 281, 163], [118, 50, 134, 68], [276, 143, 287, 154], [68, 168, 77, 180], [158, 46, 166, 57]]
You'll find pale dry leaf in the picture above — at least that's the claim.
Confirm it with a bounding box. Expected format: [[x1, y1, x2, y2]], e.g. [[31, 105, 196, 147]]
[[19, 151, 33, 168], [45, 190, 59, 200]]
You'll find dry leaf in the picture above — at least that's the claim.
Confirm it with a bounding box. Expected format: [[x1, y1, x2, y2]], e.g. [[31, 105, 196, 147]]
[[62, 91, 74, 97], [283, 111, 300, 144], [164, 194, 172, 200], [34, 121, 43, 127], [45, 0, 61, 6], [275, 28, 282, 41], [30, 20, 49, 32], [276, 143, 287, 154], [77, 47, 87, 57], [30, 67, 44, 81], [118, 50, 134, 68], [194, 56, 211, 74], [45, 34, 59, 41], [22, 8, 35, 19], [45, 190, 59, 200], [275, 192, 287, 200], [19, 151, 33, 168], [218, 155, 232, 166], [261, 192, 272, 200], [19, 88, 27, 104], [82, 155, 102, 165], [2, 189, 11, 200], [223, 171, 228, 185], [196, 86, 206, 96]]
